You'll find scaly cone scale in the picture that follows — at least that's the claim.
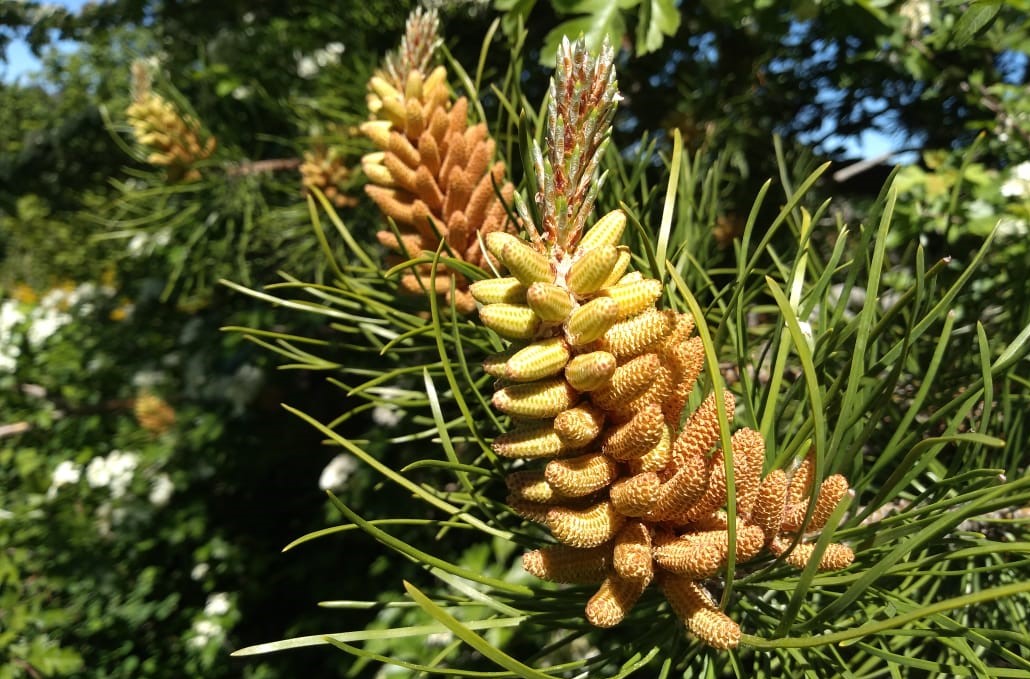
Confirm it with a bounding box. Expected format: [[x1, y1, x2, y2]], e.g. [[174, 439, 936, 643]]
[[361, 8, 518, 315], [478, 36, 854, 650]]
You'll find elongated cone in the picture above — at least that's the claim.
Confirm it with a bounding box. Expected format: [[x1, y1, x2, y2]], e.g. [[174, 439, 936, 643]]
[[565, 297, 620, 346], [659, 574, 741, 650], [553, 404, 605, 447], [547, 500, 624, 548], [483, 348, 515, 378], [599, 308, 671, 359], [585, 574, 648, 628], [601, 404, 665, 460], [527, 282, 574, 322], [545, 452, 619, 497], [646, 447, 710, 521], [567, 245, 620, 296], [782, 474, 850, 533], [470, 277, 527, 305], [627, 425, 672, 474], [609, 472, 661, 517], [502, 240, 552, 286], [770, 538, 855, 571], [506, 338, 571, 381], [492, 378, 577, 419], [601, 248, 632, 288], [564, 351, 617, 392], [602, 278, 663, 319], [592, 353, 659, 410], [579, 209, 627, 250], [786, 454, 815, 507], [506, 469, 560, 503], [523, 545, 611, 584], [613, 521, 653, 581], [493, 421, 567, 458], [751, 469, 787, 538], [507, 495, 551, 523], [479, 303, 540, 340], [653, 525, 766, 578], [361, 120, 393, 148]]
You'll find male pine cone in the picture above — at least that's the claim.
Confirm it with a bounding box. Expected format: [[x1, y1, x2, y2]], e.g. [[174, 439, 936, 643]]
[[361, 9, 517, 314], [477, 208, 855, 649]]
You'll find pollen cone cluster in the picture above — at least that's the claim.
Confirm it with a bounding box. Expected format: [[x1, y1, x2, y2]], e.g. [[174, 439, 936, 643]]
[[126, 61, 216, 183], [300, 146, 358, 209], [360, 8, 517, 314], [478, 36, 853, 650]]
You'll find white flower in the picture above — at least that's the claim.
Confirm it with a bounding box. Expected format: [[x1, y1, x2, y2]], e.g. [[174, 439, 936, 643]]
[[372, 404, 402, 428], [132, 370, 166, 389], [319, 454, 358, 491], [191, 562, 210, 581], [189, 619, 224, 647], [1, 299, 25, 334], [149, 474, 174, 506], [1001, 177, 1026, 198], [128, 232, 149, 256], [26, 308, 70, 347], [242, 11, 254, 23], [47, 460, 82, 499], [106, 450, 139, 499], [297, 56, 319, 79], [1014, 161, 1030, 183], [204, 592, 231, 617], [996, 216, 1029, 240], [966, 199, 994, 219], [231, 86, 252, 100], [86, 457, 112, 488]]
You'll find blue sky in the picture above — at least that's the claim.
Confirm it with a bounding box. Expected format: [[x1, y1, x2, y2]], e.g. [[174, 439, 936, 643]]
[[1, 0, 91, 82], [1, 0, 913, 163]]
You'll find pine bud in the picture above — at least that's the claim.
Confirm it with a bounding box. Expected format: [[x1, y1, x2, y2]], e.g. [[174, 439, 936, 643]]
[[598, 308, 671, 359], [503, 240, 552, 286], [659, 575, 741, 650], [506, 469, 559, 503], [609, 472, 661, 517], [612, 521, 653, 581]]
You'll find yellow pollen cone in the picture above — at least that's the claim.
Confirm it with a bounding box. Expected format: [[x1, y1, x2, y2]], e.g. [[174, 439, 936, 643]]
[[601, 278, 663, 319], [506, 337, 571, 381], [502, 240, 553, 286], [564, 351, 617, 392], [601, 246, 632, 288], [479, 303, 541, 340], [609, 472, 661, 517], [599, 307, 671, 359], [612, 521, 653, 581], [565, 297, 619, 346], [579, 209, 627, 250], [505, 469, 559, 504], [470, 277, 527, 305], [567, 245, 620, 296], [659, 575, 741, 650], [492, 421, 567, 458], [545, 452, 619, 496], [585, 574, 648, 628], [522, 545, 611, 584], [752, 469, 788, 539], [492, 378, 577, 419], [547, 500, 624, 548], [553, 404, 605, 447], [527, 282, 574, 322]]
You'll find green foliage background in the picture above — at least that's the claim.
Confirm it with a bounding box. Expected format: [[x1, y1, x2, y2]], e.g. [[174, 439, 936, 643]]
[[1, 0, 1029, 677]]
